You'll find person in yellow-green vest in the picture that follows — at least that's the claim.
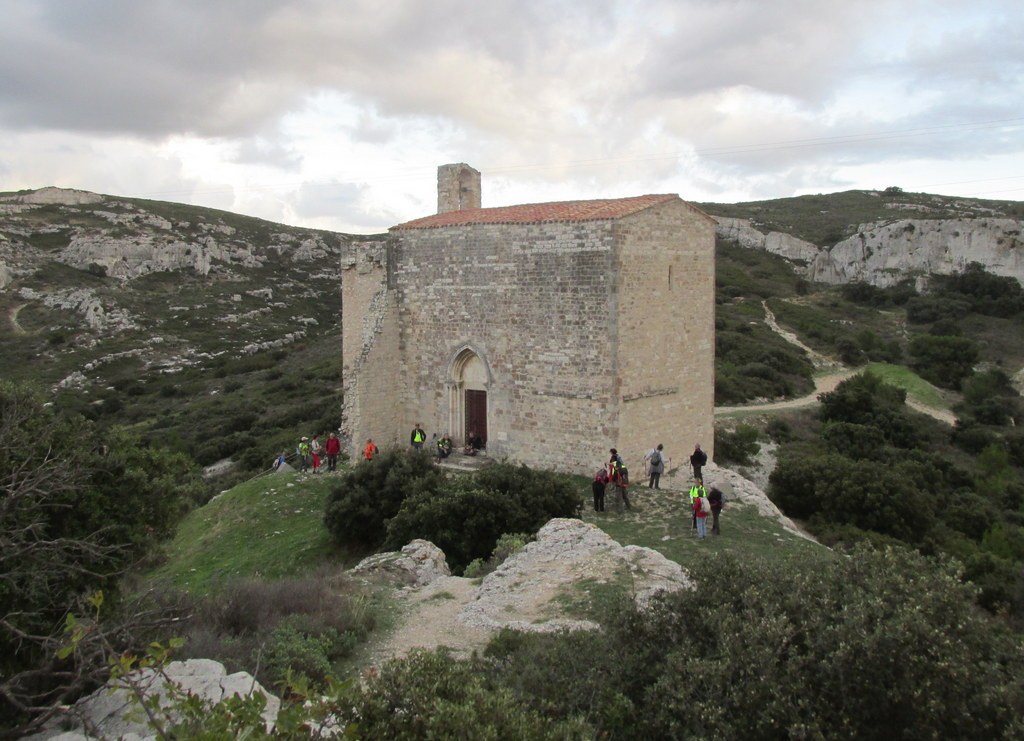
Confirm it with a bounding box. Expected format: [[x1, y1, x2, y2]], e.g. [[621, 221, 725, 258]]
[[296, 436, 311, 473], [688, 478, 706, 532], [410, 423, 426, 450]]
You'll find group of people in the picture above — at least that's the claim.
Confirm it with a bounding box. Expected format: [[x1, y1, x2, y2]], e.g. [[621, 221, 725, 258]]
[[408, 423, 485, 462], [273, 431, 343, 473], [590, 442, 724, 537]]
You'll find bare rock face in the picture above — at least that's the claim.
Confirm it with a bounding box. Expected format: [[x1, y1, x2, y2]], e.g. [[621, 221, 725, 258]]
[[26, 659, 279, 741], [461, 518, 692, 633], [351, 539, 451, 587], [716, 214, 1024, 287], [810, 218, 1024, 287], [15, 187, 104, 206], [714, 217, 820, 263]]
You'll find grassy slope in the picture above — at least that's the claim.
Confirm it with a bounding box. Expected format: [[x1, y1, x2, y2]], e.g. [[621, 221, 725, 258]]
[[148, 469, 831, 597], [148, 471, 349, 594]]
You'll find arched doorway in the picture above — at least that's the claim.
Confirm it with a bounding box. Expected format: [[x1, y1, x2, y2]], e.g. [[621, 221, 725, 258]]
[[448, 347, 489, 449]]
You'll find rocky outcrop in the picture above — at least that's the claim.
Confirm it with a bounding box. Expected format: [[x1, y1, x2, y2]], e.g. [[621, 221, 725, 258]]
[[26, 659, 279, 741], [351, 539, 452, 587], [715, 215, 1024, 287], [810, 218, 1024, 287], [715, 217, 820, 263]]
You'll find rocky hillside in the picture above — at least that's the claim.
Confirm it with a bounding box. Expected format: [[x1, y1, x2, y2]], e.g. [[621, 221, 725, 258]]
[[704, 189, 1024, 287], [0, 186, 370, 389]]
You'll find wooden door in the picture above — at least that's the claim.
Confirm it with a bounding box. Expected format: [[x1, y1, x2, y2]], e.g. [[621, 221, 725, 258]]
[[465, 389, 487, 448]]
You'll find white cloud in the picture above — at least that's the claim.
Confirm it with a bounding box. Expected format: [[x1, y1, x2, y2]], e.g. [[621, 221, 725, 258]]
[[0, 0, 1020, 232]]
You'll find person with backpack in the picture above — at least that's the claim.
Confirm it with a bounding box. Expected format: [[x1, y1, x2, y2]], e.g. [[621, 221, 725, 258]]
[[645, 443, 665, 489], [592, 468, 609, 512], [693, 488, 710, 540], [363, 438, 379, 461], [708, 485, 724, 535], [688, 478, 706, 532]]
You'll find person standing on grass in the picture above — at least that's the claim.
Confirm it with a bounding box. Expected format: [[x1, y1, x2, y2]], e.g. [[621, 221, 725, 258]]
[[324, 432, 341, 471], [310, 434, 322, 473], [608, 448, 631, 512], [297, 437, 311, 473], [645, 443, 665, 489], [690, 443, 707, 481], [708, 485, 724, 535], [688, 478, 706, 532], [693, 489, 709, 540], [592, 467, 609, 512]]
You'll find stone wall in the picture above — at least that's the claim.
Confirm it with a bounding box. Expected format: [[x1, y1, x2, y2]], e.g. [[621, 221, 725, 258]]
[[615, 201, 716, 471], [341, 242, 404, 454], [389, 220, 619, 470]]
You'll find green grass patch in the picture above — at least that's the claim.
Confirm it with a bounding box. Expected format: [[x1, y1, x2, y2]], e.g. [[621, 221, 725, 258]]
[[147, 471, 348, 594], [579, 480, 832, 574], [864, 363, 950, 409]]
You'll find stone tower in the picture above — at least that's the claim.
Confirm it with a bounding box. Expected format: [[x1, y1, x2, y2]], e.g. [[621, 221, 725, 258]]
[[437, 163, 481, 214]]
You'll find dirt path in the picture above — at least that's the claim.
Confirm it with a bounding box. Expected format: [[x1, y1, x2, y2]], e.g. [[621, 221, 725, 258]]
[[716, 301, 956, 426], [8, 303, 27, 335]]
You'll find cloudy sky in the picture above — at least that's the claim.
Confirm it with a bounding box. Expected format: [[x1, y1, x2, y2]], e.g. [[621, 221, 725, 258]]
[[1, 0, 1022, 234]]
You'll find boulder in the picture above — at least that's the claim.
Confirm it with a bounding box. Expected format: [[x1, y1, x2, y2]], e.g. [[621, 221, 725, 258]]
[[26, 659, 279, 741], [351, 539, 451, 587]]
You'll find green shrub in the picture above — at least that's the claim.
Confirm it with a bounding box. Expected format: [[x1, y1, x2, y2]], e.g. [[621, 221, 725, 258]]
[[323, 449, 445, 550], [345, 650, 590, 739], [713, 424, 759, 465], [477, 548, 1024, 739], [909, 334, 979, 390], [384, 465, 581, 573]]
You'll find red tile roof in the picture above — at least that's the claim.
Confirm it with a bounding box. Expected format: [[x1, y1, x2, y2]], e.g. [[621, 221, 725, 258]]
[[392, 194, 680, 230]]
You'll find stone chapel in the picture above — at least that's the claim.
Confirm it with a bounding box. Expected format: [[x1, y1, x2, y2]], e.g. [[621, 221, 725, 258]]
[[341, 164, 716, 472]]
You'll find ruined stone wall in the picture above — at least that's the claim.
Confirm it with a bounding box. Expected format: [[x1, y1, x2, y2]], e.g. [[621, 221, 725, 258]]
[[341, 242, 404, 456], [392, 221, 619, 471], [614, 201, 716, 472]]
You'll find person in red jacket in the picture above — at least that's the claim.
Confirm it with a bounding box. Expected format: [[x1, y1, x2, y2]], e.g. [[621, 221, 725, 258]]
[[324, 432, 342, 472], [363, 438, 379, 461]]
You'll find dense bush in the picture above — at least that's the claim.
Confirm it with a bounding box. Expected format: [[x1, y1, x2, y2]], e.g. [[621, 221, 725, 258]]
[[818, 370, 920, 447], [323, 449, 444, 549], [1, 382, 204, 728], [713, 424, 760, 466], [934, 262, 1024, 317], [384, 464, 582, 573], [325, 457, 582, 572], [477, 548, 1024, 739], [909, 334, 979, 390]]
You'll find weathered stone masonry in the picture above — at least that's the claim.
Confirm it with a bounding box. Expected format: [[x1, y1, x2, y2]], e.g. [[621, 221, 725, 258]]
[[342, 166, 716, 474]]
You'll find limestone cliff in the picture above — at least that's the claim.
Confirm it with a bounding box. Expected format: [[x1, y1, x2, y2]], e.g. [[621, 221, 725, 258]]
[[714, 213, 1024, 287]]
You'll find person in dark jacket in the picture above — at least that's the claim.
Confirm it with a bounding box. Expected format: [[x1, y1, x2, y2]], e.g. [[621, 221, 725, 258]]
[[708, 485, 724, 535], [592, 468, 609, 512], [690, 443, 707, 480]]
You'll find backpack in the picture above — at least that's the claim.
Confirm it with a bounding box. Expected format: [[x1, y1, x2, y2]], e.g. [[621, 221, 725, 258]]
[[650, 450, 661, 466], [699, 496, 710, 514]]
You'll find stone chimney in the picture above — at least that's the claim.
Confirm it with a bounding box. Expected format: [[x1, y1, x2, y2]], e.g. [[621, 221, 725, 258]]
[[437, 163, 481, 214]]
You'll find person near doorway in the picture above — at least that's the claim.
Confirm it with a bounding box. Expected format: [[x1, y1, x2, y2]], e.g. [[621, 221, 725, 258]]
[[411, 423, 426, 450], [436, 433, 452, 462]]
